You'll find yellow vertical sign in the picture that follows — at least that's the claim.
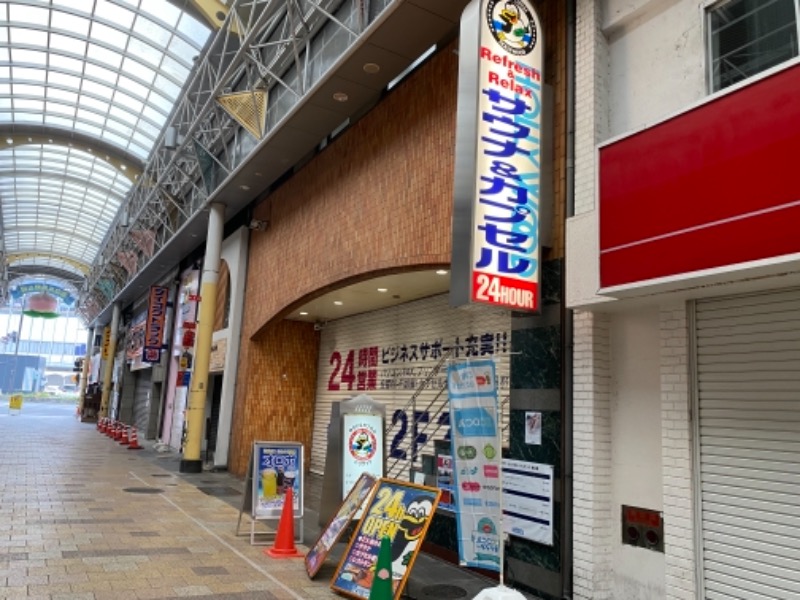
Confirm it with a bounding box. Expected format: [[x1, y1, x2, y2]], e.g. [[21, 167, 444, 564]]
[[101, 327, 111, 359], [9, 394, 23, 410]]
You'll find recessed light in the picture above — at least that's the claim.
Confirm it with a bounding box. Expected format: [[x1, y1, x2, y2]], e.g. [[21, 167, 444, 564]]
[[377, 288, 388, 293], [254, 172, 262, 177], [333, 300, 343, 306], [121, 164, 127, 170], [333, 92, 348, 102], [300, 311, 308, 316], [363, 62, 380, 74], [436, 269, 448, 275], [240, 184, 250, 191], [5, 138, 12, 144]]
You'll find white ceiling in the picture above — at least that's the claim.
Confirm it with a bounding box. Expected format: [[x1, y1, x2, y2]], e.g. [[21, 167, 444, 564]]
[[288, 268, 451, 324]]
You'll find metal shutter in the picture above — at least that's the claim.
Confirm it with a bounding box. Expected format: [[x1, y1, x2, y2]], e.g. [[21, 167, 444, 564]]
[[695, 288, 800, 600], [311, 293, 512, 474], [132, 369, 152, 434]]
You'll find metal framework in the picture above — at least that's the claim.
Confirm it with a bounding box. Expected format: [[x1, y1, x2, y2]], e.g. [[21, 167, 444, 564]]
[[81, 0, 381, 322]]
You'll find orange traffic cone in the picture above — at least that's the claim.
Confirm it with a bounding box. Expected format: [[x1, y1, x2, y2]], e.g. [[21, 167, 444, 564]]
[[265, 487, 303, 558], [119, 425, 130, 445], [127, 427, 143, 450]]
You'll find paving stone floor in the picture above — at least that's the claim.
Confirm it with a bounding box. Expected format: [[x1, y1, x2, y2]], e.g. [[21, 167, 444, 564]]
[[0, 401, 538, 600]]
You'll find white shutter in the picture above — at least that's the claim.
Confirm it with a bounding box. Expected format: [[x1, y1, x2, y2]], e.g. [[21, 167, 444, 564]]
[[311, 293, 512, 474], [695, 288, 800, 600]]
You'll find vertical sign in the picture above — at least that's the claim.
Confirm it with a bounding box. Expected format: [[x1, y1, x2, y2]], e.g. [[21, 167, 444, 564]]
[[447, 359, 502, 571], [143, 285, 168, 363], [342, 413, 384, 499], [101, 326, 112, 360], [451, 0, 544, 313]]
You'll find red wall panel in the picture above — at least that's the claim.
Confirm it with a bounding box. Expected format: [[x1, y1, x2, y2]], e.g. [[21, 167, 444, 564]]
[[599, 63, 800, 288]]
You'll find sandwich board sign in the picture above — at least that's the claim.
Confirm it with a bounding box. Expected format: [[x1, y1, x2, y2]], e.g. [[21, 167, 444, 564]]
[[236, 441, 304, 545]]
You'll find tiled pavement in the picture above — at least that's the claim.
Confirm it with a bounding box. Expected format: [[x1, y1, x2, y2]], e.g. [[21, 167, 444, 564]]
[[0, 401, 537, 600]]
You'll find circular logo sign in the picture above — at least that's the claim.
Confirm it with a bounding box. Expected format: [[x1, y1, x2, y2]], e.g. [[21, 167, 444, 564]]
[[486, 0, 537, 56], [349, 427, 377, 462]]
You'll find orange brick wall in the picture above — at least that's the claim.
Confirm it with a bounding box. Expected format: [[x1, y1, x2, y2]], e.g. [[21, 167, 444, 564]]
[[229, 319, 319, 475], [230, 4, 567, 476]]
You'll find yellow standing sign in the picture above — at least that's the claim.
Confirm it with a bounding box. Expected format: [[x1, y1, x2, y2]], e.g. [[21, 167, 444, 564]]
[[9, 394, 23, 412]]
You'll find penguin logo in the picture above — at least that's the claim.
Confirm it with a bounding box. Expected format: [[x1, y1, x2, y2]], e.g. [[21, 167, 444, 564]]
[[390, 496, 434, 576], [486, 0, 537, 56], [349, 427, 377, 462]]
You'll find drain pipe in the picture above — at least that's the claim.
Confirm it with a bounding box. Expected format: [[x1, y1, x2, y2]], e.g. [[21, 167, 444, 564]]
[[562, 0, 576, 598]]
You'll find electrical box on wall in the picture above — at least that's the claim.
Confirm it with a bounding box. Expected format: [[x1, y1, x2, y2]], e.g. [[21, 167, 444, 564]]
[[621, 505, 664, 553]]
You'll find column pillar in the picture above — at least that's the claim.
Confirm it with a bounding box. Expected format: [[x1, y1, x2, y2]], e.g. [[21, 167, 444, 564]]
[[99, 304, 120, 419], [180, 203, 224, 473]]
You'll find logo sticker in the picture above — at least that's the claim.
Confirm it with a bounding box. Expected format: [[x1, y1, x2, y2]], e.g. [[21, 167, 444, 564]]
[[486, 0, 538, 56]]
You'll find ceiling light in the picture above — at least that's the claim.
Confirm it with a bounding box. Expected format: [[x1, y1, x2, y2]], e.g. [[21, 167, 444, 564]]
[[333, 300, 343, 306], [377, 288, 388, 292], [363, 62, 380, 74], [333, 92, 348, 102], [121, 164, 127, 170], [299, 311, 308, 316], [5, 138, 11, 144], [240, 184, 250, 191], [436, 269, 448, 275]]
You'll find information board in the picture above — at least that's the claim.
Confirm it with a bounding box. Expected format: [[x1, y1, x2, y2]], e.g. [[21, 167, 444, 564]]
[[306, 472, 378, 578], [331, 478, 441, 600], [502, 459, 554, 545]]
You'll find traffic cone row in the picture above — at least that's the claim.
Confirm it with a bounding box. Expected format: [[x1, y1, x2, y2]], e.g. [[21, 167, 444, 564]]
[[96, 418, 143, 451]]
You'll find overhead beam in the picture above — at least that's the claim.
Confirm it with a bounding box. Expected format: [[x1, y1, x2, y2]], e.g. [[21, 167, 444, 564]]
[[7, 253, 91, 276], [0, 127, 144, 183]]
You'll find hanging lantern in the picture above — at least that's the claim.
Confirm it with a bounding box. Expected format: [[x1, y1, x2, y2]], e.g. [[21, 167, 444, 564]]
[[23, 292, 60, 319]]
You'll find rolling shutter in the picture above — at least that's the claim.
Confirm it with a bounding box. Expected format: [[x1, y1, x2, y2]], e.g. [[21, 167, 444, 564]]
[[695, 288, 800, 600], [132, 369, 152, 434], [311, 293, 512, 474]]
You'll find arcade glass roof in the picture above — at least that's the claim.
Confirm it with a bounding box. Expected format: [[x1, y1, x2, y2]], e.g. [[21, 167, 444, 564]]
[[0, 0, 211, 299]]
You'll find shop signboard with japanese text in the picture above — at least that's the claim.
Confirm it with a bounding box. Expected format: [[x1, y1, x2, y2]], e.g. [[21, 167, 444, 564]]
[[447, 359, 503, 571], [331, 478, 441, 600], [451, 0, 544, 313], [143, 285, 168, 363], [502, 458, 553, 545], [252, 442, 303, 521]]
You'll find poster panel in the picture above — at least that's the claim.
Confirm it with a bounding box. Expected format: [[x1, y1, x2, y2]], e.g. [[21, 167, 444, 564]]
[[447, 358, 503, 571], [331, 478, 441, 600], [306, 472, 378, 578], [342, 413, 384, 498], [252, 442, 303, 520], [502, 459, 553, 545]]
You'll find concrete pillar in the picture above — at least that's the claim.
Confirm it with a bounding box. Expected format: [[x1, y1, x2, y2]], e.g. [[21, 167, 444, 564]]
[[99, 304, 120, 419], [180, 203, 224, 473]]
